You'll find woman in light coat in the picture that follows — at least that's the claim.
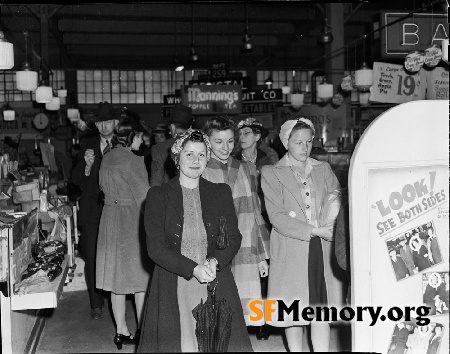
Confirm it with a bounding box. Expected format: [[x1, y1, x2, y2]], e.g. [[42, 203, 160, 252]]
[[261, 118, 347, 352]]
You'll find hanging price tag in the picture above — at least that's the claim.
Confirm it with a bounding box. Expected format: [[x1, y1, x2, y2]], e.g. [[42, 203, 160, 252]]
[[369, 62, 426, 104], [404, 51, 424, 73]]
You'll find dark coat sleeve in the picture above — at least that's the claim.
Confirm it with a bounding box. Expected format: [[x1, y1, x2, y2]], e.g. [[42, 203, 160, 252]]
[[144, 186, 197, 280], [71, 138, 90, 188], [207, 183, 242, 271], [334, 205, 350, 272], [149, 144, 164, 187]]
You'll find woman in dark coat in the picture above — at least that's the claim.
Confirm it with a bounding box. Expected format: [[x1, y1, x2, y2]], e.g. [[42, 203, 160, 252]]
[[138, 129, 253, 353], [96, 111, 151, 349]]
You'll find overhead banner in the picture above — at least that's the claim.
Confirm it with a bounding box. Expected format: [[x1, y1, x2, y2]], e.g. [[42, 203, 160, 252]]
[[370, 62, 426, 104], [425, 67, 449, 100], [181, 85, 242, 115]]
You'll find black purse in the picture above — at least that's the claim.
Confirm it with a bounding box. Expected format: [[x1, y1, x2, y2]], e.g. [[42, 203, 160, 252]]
[[216, 216, 229, 250]]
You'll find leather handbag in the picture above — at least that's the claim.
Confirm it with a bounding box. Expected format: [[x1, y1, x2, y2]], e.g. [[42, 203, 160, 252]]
[[216, 216, 229, 250]]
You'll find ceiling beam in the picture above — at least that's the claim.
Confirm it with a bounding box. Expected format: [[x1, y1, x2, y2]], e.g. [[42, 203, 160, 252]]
[[49, 18, 72, 68]]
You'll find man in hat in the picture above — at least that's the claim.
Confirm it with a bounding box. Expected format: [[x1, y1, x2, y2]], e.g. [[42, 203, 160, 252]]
[[150, 104, 193, 187], [72, 101, 121, 320]]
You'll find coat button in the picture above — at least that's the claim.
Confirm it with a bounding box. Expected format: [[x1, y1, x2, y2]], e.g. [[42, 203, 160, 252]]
[[306, 205, 310, 209], [114, 200, 118, 204], [303, 182, 307, 185], [206, 223, 211, 227], [306, 192, 309, 196]]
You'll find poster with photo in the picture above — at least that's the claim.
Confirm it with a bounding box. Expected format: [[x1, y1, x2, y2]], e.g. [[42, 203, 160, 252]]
[[387, 322, 444, 354], [385, 221, 443, 281], [422, 272, 449, 316]]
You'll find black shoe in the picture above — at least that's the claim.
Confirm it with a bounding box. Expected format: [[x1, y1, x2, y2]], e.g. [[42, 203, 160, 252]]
[[114, 333, 136, 350], [90, 307, 103, 320], [256, 324, 270, 340]]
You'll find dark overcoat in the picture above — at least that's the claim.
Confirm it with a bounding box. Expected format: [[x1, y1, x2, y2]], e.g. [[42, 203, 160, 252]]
[[138, 177, 253, 353], [149, 137, 177, 187]]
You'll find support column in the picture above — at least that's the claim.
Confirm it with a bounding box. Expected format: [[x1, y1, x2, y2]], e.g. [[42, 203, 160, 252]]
[[39, 5, 49, 83], [324, 3, 345, 93]]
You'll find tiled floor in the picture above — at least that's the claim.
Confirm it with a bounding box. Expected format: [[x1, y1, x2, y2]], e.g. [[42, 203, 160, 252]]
[[36, 257, 351, 353]]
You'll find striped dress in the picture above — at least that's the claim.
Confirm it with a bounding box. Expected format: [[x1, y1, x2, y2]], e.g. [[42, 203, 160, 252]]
[[202, 156, 270, 326]]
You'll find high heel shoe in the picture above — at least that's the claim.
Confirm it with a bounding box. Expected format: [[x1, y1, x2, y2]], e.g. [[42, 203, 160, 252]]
[[256, 324, 270, 340], [114, 333, 135, 350]]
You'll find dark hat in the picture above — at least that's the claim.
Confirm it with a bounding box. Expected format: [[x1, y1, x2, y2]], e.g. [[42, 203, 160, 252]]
[[94, 101, 121, 122], [154, 124, 168, 134], [237, 117, 269, 138], [118, 107, 151, 135], [170, 104, 193, 124]]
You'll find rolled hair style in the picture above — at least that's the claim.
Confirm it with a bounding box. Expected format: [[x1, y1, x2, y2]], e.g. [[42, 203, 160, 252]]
[[202, 115, 236, 137], [111, 117, 137, 148]]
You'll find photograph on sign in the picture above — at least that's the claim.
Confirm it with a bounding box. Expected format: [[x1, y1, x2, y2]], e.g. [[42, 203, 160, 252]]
[[422, 271, 449, 316], [385, 221, 443, 281], [387, 322, 444, 354]]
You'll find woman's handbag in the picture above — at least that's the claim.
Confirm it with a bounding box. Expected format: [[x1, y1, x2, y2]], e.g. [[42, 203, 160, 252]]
[[216, 216, 229, 250]]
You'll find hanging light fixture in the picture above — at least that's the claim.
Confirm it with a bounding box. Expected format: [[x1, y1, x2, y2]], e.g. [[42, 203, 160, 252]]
[[355, 62, 373, 92], [242, 4, 254, 52], [2, 74, 15, 120], [16, 31, 38, 91], [317, 77, 333, 102], [0, 31, 14, 70], [291, 90, 305, 109], [36, 81, 53, 103], [45, 96, 60, 110], [264, 71, 273, 86], [281, 51, 291, 94], [173, 9, 184, 72], [57, 86, 67, 98], [188, 5, 200, 62], [318, 18, 333, 45]]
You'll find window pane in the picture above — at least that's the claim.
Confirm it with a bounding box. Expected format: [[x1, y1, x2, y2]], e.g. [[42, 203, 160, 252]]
[[145, 93, 152, 103], [112, 80, 120, 93], [120, 71, 128, 81], [161, 82, 169, 93], [136, 82, 144, 92], [103, 93, 111, 102], [94, 70, 102, 81], [136, 94, 145, 103], [120, 81, 128, 91], [136, 71, 144, 81], [153, 71, 161, 81], [128, 82, 136, 92], [86, 70, 94, 81], [86, 82, 94, 92], [128, 71, 135, 81], [112, 93, 120, 103], [78, 82, 85, 93], [111, 70, 119, 81], [86, 93, 95, 104], [153, 94, 161, 103], [94, 82, 102, 92], [153, 82, 161, 92], [102, 70, 110, 80], [120, 93, 128, 103], [128, 93, 136, 103], [160, 71, 168, 80], [77, 70, 85, 80], [102, 82, 111, 93], [144, 70, 152, 81], [145, 82, 152, 92], [94, 93, 103, 103]]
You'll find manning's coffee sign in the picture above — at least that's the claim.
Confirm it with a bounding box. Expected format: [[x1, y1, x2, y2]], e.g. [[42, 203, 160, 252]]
[[181, 85, 242, 115], [377, 12, 448, 58]]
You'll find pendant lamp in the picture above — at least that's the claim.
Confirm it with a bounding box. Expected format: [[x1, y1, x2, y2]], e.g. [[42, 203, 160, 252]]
[[317, 77, 333, 101], [3, 103, 15, 121], [0, 31, 14, 70], [242, 4, 254, 52], [45, 96, 60, 110], [355, 62, 373, 92], [291, 89, 304, 109], [36, 81, 53, 103], [16, 61, 38, 91], [57, 86, 67, 98], [359, 91, 370, 107], [264, 71, 273, 86]]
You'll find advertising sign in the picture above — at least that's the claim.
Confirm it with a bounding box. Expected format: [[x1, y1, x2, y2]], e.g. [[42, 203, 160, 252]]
[[350, 100, 448, 354], [370, 62, 426, 104], [379, 12, 448, 58], [425, 67, 449, 100], [181, 85, 242, 115]]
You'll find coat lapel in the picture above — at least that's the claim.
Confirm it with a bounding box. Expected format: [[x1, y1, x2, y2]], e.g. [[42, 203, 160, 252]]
[[273, 165, 307, 217], [167, 177, 183, 223]]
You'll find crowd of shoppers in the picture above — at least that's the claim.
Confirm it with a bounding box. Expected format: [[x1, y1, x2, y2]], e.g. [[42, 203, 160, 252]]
[[72, 102, 348, 352]]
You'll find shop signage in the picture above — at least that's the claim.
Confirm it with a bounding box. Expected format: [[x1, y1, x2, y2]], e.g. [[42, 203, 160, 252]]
[[210, 62, 229, 79], [163, 94, 182, 105], [242, 89, 283, 102], [241, 101, 282, 114], [181, 85, 242, 115], [379, 12, 448, 58], [369, 62, 426, 104], [425, 67, 449, 100], [189, 75, 251, 90]]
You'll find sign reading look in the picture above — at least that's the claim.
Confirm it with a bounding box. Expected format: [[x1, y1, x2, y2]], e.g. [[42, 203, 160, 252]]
[[181, 85, 242, 115]]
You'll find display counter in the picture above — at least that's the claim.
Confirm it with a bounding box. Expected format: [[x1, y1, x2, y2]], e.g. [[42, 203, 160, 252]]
[[0, 207, 75, 354]]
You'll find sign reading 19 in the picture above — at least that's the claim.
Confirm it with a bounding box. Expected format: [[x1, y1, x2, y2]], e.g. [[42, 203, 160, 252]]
[[397, 74, 416, 96]]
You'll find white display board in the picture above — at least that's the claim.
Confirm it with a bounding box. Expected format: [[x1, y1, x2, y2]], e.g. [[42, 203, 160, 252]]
[[349, 100, 449, 354]]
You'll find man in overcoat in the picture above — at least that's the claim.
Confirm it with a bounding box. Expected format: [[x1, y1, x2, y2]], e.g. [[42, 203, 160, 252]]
[[72, 101, 120, 319], [149, 104, 192, 187]]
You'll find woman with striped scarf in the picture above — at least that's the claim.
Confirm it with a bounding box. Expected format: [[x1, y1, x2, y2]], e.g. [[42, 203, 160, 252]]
[[201, 116, 270, 328]]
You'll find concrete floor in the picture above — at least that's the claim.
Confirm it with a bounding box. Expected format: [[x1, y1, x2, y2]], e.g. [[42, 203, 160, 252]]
[[36, 257, 351, 353]]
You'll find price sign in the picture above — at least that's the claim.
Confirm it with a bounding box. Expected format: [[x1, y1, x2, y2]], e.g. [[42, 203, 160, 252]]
[[425, 67, 449, 100], [369, 62, 426, 104], [210, 63, 229, 79]]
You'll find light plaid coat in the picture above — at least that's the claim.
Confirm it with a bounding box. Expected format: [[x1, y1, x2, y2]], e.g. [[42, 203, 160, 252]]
[[202, 156, 270, 326]]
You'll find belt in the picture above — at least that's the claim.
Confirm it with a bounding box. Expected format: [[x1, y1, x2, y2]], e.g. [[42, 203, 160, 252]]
[[104, 195, 133, 206]]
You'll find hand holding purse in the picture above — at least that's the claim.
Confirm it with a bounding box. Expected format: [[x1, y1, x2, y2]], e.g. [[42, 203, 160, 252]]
[[216, 216, 229, 250]]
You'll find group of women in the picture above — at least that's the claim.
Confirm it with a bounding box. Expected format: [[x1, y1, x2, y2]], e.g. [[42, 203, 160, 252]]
[[94, 109, 346, 352]]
